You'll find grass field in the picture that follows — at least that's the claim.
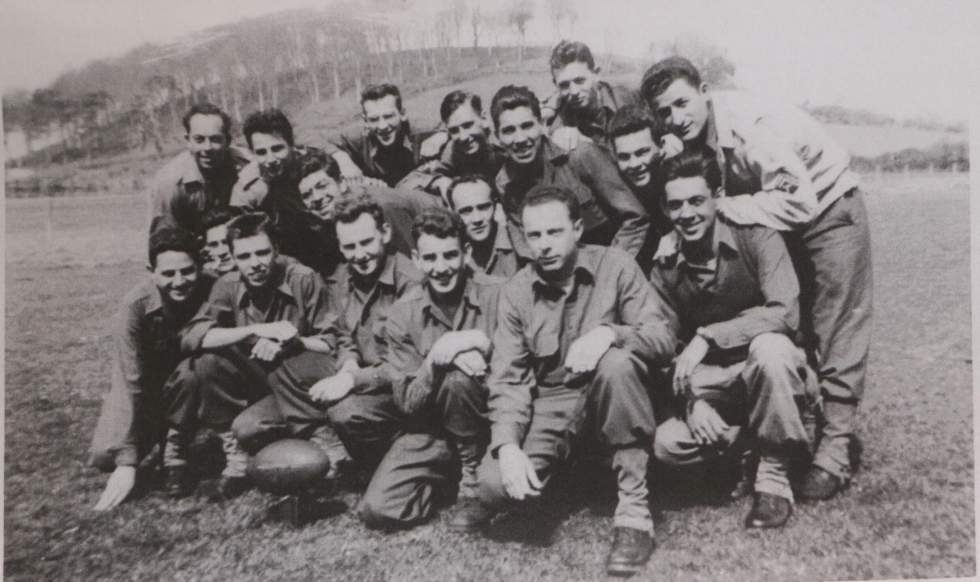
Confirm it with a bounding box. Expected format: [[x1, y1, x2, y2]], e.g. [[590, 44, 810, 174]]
[[3, 171, 974, 581]]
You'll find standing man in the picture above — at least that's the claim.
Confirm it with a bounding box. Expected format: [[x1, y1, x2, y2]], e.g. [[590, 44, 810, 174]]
[[491, 85, 650, 259], [147, 102, 248, 235], [446, 175, 527, 279], [180, 212, 360, 497], [544, 40, 639, 153], [641, 57, 873, 500], [328, 83, 440, 187], [648, 151, 815, 528], [359, 207, 503, 529], [608, 104, 677, 272], [398, 90, 505, 203], [454, 185, 675, 576], [90, 226, 215, 509]]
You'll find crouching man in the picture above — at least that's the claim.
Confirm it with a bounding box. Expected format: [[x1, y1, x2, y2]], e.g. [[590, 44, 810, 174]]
[[359, 207, 504, 528], [649, 151, 815, 528], [89, 226, 215, 509], [179, 212, 361, 499], [454, 185, 676, 576]]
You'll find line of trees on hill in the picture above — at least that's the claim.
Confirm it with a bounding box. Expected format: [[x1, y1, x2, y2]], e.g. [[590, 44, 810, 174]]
[[804, 104, 966, 133], [4, 0, 584, 167]]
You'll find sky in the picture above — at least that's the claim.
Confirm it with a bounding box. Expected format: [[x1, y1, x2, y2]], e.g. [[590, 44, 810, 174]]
[[1, 0, 977, 123]]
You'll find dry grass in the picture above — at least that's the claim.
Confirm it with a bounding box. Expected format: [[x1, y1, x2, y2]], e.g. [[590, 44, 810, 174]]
[[4, 173, 974, 581]]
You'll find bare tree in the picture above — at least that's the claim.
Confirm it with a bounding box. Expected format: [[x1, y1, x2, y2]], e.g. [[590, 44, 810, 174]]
[[650, 37, 737, 88], [547, 0, 576, 40], [507, 0, 534, 65], [470, 2, 482, 49]]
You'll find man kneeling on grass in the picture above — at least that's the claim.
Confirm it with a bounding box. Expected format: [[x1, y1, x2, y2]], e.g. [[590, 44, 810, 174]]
[[90, 226, 215, 509], [454, 185, 676, 576], [358, 207, 503, 528], [649, 151, 816, 528], [178, 212, 365, 499]]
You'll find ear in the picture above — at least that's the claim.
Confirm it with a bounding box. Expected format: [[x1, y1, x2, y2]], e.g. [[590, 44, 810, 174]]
[[411, 249, 421, 270], [381, 222, 393, 245], [698, 82, 709, 95], [146, 262, 154, 274], [572, 217, 585, 242], [184, 133, 190, 144]]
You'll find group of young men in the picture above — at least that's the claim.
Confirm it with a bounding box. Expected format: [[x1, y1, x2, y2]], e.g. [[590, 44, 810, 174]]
[[89, 40, 872, 576]]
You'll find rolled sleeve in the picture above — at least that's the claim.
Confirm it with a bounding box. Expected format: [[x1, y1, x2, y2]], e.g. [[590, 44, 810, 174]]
[[180, 280, 235, 352], [717, 121, 818, 231], [487, 288, 536, 452]]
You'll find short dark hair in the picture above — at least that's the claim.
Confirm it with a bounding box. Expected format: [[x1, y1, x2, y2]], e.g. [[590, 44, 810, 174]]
[[521, 184, 581, 222], [182, 102, 233, 139], [440, 90, 482, 123], [334, 194, 386, 230], [148, 225, 201, 268], [490, 85, 541, 128], [659, 150, 722, 193], [411, 207, 464, 245], [296, 148, 341, 183], [225, 212, 277, 252], [608, 104, 668, 143], [243, 109, 294, 149], [640, 57, 703, 104], [202, 206, 241, 233], [446, 175, 497, 209], [549, 40, 597, 74], [361, 83, 403, 111]]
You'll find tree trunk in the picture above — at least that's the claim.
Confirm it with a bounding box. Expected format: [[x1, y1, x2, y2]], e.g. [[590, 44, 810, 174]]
[[310, 66, 320, 105], [332, 60, 341, 99], [257, 79, 265, 111]]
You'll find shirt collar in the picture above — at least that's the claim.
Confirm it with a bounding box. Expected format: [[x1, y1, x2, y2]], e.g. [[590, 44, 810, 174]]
[[530, 245, 597, 292], [145, 281, 166, 315], [492, 218, 515, 252], [346, 252, 400, 292], [420, 269, 482, 324], [654, 219, 739, 267], [177, 150, 205, 185], [366, 126, 413, 161]]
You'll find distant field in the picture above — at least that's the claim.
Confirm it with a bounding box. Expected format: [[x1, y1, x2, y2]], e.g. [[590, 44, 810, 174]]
[[4, 173, 974, 581]]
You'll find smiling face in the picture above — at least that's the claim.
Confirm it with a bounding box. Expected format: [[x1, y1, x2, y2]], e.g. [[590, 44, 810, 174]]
[[336, 212, 390, 281], [651, 78, 710, 142], [151, 250, 200, 304], [414, 234, 465, 297], [613, 129, 661, 188], [186, 114, 230, 173], [451, 181, 496, 244], [663, 175, 717, 244], [204, 223, 235, 274], [299, 169, 343, 222], [522, 200, 582, 278], [496, 106, 543, 166], [363, 94, 406, 149], [446, 104, 486, 157], [553, 61, 600, 113], [230, 233, 277, 289], [250, 132, 293, 182]]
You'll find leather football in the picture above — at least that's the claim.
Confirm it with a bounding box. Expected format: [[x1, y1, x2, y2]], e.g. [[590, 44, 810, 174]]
[[246, 438, 330, 494]]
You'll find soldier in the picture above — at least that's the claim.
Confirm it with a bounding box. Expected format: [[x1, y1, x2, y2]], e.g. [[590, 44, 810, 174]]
[[359, 207, 503, 529], [649, 151, 816, 528], [179, 212, 360, 498], [201, 206, 241, 277], [328, 83, 442, 187], [90, 226, 215, 509], [454, 185, 676, 576], [445, 175, 526, 279], [491, 85, 650, 260], [147, 102, 248, 235], [641, 56, 873, 500], [608, 104, 678, 272], [397, 90, 505, 203], [543, 40, 639, 153]]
